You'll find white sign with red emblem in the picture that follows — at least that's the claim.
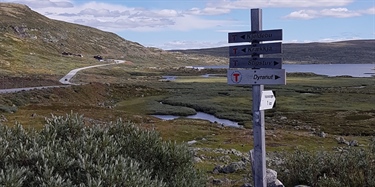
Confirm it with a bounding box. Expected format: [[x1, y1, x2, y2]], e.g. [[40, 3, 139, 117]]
[[227, 69, 286, 85]]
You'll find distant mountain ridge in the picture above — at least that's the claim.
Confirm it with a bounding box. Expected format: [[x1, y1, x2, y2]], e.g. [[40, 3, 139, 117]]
[[170, 40, 375, 64]]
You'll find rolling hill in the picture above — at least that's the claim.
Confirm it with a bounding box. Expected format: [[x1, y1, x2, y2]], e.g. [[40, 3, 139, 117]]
[[0, 3, 226, 76]]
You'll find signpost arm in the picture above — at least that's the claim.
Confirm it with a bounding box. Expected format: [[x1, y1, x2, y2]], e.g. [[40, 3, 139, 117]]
[[251, 8, 267, 187]]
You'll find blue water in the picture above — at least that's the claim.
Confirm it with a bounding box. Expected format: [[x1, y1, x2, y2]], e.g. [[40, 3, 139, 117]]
[[284, 64, 375, 77], [152, 112, 240, 128], [194, 64, 375, 77]]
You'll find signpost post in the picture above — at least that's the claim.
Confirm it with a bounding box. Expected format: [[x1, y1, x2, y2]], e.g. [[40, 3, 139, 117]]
[[226, 8, 286, 187], [250, 9, 267, 187]]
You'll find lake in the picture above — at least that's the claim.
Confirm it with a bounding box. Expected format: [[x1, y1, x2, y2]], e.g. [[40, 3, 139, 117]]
[[196, 64, 375, 77]]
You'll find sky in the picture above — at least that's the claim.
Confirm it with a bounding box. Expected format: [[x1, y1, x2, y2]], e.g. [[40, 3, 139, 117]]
[[1, 0, 374, 49]]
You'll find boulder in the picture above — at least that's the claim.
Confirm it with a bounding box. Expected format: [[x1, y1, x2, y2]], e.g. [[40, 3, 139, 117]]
[[212, 178, 223, 185], [213, 161, 246, 174], [336, 136, 349, 145], [318, 131, 327, 138], [349, 140, 359, 146], [221, 161, 246, 173], [241, 183, 252, 187], [193, 157, 202, 163], [266, 169, 284, 187]]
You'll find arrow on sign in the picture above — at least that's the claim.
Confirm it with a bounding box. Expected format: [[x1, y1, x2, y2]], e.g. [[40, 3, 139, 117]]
[[260, 90, 276, 110]]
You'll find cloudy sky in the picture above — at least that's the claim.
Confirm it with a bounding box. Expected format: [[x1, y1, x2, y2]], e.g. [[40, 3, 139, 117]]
[[1, 0, 374, 49]]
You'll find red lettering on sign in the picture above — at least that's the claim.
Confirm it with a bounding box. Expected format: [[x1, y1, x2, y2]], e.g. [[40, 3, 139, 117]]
[[232, 34, 237, 41], [232, 48, 237, 55], [231, 71, 242, 83], [233, 73, 240, 82]]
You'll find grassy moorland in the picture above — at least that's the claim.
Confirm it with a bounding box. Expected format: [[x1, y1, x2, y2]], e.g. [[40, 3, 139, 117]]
[[1, 3, 375, 186], [1, 65, 375, 186]]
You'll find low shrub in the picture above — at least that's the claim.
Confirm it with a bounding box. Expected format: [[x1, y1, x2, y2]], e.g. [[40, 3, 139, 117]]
[[274, 141, 375, 187], [344, 114, 373, 121], [147, 101, 197, 116], [0, 104, 17, 113], [0, 113, 205, 187]]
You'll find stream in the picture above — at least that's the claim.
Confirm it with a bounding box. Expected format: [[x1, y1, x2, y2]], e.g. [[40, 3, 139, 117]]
[[152, 112, 240, 128]]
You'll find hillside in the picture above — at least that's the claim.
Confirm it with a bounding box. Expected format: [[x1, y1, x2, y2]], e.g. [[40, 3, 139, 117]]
[[0, 3, 226, 76], [171, 40, 375, 64]]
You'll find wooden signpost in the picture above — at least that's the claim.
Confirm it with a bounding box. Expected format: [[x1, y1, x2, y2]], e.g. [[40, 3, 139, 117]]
[[228, 29, 282, 43], [229, 57, 282, 69], [227, 8, 286, 187], [229, 42, 282, 56]]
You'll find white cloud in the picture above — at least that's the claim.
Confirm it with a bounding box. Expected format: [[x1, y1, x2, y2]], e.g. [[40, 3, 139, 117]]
[[2, 0, 73, 8], [209, 0, 354, 9], [285, 7, 365, 19], [77, 9, 125, 18], [155, 40, 229, 50], [286, 36, 363, 44], [157, 9, 180, 17], [320, 8, 360, 18], [284, 10, 317, 19], [167, 15, 233, 31], [361, 6, 375, 15], [185, 7, 231, 15], [1, 0, 235, 33], [267, 0, 354, 8]]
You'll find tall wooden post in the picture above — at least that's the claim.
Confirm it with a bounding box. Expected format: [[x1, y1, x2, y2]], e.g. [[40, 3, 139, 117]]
[[251, 8, 267, 187], [227, 7, 284, 186]]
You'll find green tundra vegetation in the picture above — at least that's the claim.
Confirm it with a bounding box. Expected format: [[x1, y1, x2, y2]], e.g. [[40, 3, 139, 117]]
[[1, 3, 375, 186], [1, 67, 375, 186], [0, 113, 205, 187], [275, 143, 375, 186]]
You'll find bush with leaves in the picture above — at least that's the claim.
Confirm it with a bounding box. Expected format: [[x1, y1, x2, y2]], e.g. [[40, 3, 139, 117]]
[[0, 113, 205, 187], [0, 105, 17, 113], [273, 140, 375, 187]]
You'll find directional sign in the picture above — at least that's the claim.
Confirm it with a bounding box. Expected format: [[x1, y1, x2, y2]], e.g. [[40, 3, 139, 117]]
[[228, 29, 282, 43], [229, 58, 282, 69], [227, 69, 286, 85], [259, 90, 276, 110], [229, 42, 282, 56]]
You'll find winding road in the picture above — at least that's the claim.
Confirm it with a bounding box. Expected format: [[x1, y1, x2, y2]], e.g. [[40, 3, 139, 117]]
[[0, 60, 125, 94]]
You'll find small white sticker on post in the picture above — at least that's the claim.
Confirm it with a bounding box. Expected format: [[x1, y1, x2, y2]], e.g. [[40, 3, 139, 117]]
[[259, 90, 275, 110]]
